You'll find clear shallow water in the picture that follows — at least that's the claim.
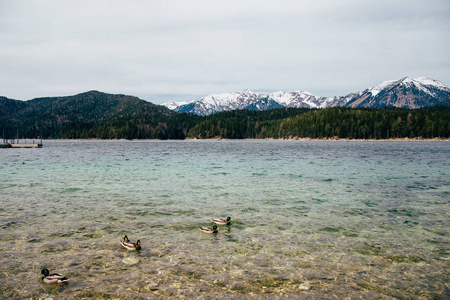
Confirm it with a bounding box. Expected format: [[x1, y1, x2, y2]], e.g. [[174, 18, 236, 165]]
[[1, 140, 449, 299]]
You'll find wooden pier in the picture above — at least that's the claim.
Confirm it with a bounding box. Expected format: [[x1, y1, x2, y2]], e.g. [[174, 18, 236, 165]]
[[1, 139, 43, 148]]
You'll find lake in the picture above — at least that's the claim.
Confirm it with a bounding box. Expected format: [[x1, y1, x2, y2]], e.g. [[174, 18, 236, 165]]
[[1, 140, 449, 298]]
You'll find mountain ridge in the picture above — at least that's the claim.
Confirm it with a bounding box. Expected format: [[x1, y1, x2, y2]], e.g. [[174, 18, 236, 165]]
[[0, 90, 175, 138], [1, 77, 449, 139], [162, 77, 450, 116]]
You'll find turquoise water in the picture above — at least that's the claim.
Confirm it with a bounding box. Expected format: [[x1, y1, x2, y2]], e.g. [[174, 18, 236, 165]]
[[1, 140, 449, 299]]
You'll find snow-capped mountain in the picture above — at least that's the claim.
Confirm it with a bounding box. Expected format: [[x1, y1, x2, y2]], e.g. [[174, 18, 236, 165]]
[[162, 77, 450, 116], [172, 90, 261, 116], [163, 90, 335, 116], [343, 77, 450, 108]]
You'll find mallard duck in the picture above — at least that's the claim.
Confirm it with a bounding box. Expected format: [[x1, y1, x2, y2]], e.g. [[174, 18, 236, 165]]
[[212, 217, 233, 225], [121, 235, 129, 243], [120, 235, 142, 250], [199, 225, 219, 233], [39, 268, 69, 284]]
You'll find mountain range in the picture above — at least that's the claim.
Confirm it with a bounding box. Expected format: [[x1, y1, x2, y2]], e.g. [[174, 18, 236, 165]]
[[162, 77, 450, 116], [1, 76, 449, 139]]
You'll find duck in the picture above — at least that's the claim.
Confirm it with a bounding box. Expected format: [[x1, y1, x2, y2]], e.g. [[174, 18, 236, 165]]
[[39, 268, 69, 284], [212, 217, 233, 225], [120, 235, 142, 250], [121, 235, 129, 243], [199, 225, 219, 233]]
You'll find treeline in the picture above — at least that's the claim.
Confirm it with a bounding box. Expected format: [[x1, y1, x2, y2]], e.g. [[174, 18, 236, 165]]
[[57, 106, 450, 140], [186, 106, 450, 139], [60, 114, 202, 140]]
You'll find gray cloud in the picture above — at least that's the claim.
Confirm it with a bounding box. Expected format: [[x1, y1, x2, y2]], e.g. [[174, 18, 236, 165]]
[[1, 0, 449, 103]]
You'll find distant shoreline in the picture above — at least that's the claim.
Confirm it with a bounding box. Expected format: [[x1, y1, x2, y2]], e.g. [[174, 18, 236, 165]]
[[207, 137, 450, 142], [30, 137, 450, 142]]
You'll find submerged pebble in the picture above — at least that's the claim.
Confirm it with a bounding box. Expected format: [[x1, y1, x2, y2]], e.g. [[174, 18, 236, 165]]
[[122, 257, 140, 265], [298, 282, 311, 290]]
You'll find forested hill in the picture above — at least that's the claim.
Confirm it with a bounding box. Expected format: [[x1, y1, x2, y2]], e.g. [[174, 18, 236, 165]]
[[1, 91, 449, 140], [1, 91, 181, 138]]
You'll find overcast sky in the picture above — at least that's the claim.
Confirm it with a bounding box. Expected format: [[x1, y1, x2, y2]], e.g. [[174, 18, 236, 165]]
[[1, 0, 449, 104]]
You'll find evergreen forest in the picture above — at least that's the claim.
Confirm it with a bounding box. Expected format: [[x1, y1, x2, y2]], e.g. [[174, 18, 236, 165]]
[[59, 106, 450, 140]]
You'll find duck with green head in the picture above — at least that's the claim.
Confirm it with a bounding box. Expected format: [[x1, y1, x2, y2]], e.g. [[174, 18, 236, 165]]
[[212, 217, 233, 225], [199, 225, 219, 233], [39, 268, 69, 284], [120, 235, 142, 250]]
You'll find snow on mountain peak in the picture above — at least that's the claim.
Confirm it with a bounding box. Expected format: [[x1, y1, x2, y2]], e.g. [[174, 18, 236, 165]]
[[241, 89, 254, 94], [414, 77, 450, 89], [369, 79, 397, 96], [161, 100, 193, 110], [162, 76, 450, 115], [265, 90, 318, 106], [367, 76, 450, 98], [401, 77, 414, 84]]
